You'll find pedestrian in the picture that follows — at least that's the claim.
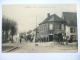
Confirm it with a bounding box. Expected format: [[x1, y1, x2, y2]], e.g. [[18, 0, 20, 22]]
[[62, 35, 65, 45], [66, 36, 69, 45], [20, 38, 21, 43]]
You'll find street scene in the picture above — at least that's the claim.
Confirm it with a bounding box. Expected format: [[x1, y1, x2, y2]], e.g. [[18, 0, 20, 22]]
[[2, 4, 78, 53]]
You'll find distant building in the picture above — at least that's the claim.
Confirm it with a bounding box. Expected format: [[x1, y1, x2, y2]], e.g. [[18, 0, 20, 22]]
[[19, 32, 27, 39], [33, 27, 39, 42], [35, 12, 77, 42]]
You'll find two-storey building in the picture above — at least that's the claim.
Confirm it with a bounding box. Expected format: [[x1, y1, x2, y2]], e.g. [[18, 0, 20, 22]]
[[34, 12, 77, 42], [62, 12, 77, 42], [37, 13, 66, 41]]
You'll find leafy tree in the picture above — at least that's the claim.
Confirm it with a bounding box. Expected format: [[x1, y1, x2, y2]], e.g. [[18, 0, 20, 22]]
[[2, 17, 11, 42], [2, 16, 18, 43], [10, 20, 18, 43]]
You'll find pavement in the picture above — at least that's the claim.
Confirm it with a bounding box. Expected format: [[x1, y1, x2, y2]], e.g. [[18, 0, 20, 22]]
[[2, 42, 19, 53], [2, 40, 78, 53]]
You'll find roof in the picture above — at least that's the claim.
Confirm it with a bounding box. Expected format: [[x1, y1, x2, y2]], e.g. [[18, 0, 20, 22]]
[[33, 26, 38, 31], [62, 12, 77, 26], [39, 14, 65, 25], [33, 28, 37, 31]]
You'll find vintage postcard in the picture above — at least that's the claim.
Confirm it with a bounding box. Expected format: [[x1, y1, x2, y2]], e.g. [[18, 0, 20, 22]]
[[2, 4, 78, 53]]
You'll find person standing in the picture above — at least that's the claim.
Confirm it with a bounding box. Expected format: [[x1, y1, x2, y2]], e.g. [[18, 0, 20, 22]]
[[20, 38, 21, 43], [62, 35, 65, 45], [66, 36, 69, 45]]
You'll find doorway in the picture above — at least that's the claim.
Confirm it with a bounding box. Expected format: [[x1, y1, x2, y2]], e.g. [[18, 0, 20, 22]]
[[70, 35, 76, 42], [49, 35, 53, 41]]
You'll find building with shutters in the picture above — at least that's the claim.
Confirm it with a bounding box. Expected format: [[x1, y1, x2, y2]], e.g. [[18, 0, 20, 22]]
[[34, 12, 77, 42], [37, 13, 66, 41], [62, 12, 77, 42]]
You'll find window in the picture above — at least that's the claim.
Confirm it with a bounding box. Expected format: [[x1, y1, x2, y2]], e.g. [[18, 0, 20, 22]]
[[49, 24, 53, 30], [70, 28, 75, 33], [61, 24, 64, 30]]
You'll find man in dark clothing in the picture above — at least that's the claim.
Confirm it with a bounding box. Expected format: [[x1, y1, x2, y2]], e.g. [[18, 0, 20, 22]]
[[20, 38, 21, 43]]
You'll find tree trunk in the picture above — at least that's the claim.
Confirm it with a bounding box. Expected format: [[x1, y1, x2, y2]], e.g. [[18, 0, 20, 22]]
[[5, 31, 9, 42], [11, 35, 13, 43], [6, 31, 9, 40], [2, 30, 4, 43]]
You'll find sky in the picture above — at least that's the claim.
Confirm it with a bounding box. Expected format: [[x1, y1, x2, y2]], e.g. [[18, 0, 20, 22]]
[[2, 4, 76, 33]]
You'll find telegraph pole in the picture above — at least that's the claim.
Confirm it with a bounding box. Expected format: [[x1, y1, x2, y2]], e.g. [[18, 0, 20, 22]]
[[36, 15, 37, 38], [35, 15, 37, 42]]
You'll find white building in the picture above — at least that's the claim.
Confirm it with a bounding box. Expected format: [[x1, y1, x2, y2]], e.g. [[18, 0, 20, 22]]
[[62, 12, 77, 41]]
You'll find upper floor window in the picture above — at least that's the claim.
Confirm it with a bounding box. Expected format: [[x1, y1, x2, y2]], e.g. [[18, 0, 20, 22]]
[[61, 24, 64, 30], [70, 28, 75, 33], [49, 24, 53, 30]]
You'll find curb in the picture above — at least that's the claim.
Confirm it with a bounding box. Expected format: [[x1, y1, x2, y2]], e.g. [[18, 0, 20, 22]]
[[6, 46, 18, 52]]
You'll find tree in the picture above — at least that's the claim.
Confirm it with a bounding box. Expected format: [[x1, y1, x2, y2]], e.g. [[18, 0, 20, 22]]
[[10, 20, 18, 43], [2, 17, 11, 42], [2, 16, 18, 43]]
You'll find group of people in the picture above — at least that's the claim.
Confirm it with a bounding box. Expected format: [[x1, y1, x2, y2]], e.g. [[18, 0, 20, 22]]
[[19, 34, 34, 43], [19, 33, 70, 45], [56, 34, 69, 45]]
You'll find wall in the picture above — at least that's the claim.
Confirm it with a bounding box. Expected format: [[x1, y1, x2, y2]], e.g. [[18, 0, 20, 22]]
[[65, 25, 78, 40], [53, 22, 65, 34], [38, 23, 49, 38]]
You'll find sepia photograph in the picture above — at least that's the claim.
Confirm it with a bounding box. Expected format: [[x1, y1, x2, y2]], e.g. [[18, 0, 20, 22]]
[[2, 4, 78, 53]]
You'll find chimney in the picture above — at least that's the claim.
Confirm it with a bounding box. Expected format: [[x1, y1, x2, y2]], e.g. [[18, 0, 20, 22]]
[[47, 13, 50, 17]]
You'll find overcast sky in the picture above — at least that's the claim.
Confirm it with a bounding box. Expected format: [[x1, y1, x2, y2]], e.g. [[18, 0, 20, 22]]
[[2, 4, 76, 33]]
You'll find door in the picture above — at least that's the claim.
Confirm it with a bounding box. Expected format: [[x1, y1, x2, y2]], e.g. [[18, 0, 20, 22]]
[[70, 35, 76, 42], [49, 35, 53, 41]]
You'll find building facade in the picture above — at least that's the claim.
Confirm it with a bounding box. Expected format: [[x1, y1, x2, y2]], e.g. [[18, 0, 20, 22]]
[[37, 13, 66, 41], [62, 12, 77, 42], [34, 12, 77, 42]]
